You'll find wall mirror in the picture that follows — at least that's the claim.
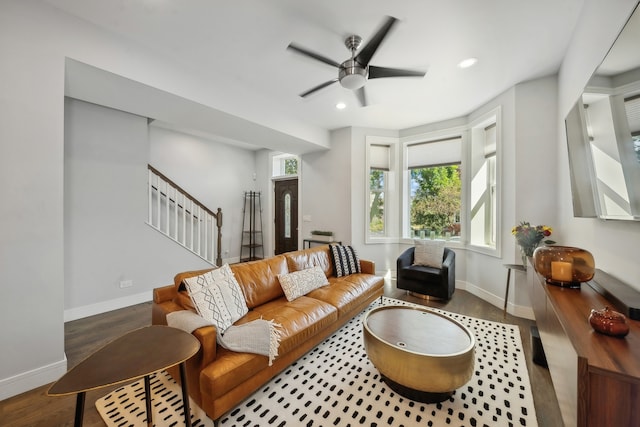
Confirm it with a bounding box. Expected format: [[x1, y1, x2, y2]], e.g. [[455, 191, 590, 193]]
[[565, 4, 640, 220]]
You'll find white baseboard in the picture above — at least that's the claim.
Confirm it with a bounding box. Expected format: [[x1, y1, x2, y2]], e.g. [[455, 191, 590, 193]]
[[460, 280, 534, 320], [0, 357, 67, 401], [64, 291, 152, 322], [388, 273, 535, 320]]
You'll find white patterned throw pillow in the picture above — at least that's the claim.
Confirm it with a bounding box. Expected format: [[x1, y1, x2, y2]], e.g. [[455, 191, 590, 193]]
[[278, 266, 329, 301], [183, 264, 248, 332], [413, 239, 445, 268]]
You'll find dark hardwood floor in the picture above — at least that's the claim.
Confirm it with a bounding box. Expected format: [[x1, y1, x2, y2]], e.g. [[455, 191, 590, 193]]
[[1, 281, 563, 426]]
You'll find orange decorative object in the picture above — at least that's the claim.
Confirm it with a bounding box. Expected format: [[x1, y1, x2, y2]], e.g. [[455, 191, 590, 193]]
[[589, 306, 630, 338], [532, 246, 595, 288]]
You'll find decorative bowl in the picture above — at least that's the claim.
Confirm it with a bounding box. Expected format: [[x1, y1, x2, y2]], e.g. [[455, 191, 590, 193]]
[[588, 306, 629, 338]]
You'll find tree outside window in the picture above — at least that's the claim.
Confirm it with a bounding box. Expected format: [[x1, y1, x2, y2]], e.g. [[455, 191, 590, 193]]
[[410, 165, 461, 239], [369, 169, 385, 235], [284, 158, 298, 175]]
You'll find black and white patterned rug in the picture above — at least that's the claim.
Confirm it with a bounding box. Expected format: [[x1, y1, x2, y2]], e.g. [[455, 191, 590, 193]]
[[95, 370, 213, 427], [97, 297, 537, 427]]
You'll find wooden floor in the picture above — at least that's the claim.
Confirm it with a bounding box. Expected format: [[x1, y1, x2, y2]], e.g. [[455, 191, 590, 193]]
[[1, 282, 563, 427]]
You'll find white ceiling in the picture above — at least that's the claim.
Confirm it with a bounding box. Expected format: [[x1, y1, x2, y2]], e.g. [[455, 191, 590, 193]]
[[45, 0, 586, 140]]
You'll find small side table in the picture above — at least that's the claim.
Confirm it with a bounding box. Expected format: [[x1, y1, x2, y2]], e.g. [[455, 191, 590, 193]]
[[48, 325, 200, 427], [303, 239, 342, 249], [503, 264, 526, 317]]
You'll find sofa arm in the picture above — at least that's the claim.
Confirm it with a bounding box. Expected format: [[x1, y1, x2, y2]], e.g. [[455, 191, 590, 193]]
[[152, 284, 219, 367], [192, 325, 218, 369], [359, 259, 376, 275], [153, 284, 175, 304], [397, 247, 414, 270], [442, 247, 455, 270]]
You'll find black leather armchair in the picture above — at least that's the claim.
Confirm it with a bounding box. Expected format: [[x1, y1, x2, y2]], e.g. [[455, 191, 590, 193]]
[[396, 246, 455, 300]]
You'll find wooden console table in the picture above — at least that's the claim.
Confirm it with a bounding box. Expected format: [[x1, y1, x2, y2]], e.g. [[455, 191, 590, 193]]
[[527, 265, 640, 427]]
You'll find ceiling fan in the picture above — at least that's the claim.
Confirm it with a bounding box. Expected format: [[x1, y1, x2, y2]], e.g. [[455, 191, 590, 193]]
[[287, 16, 426, 106]]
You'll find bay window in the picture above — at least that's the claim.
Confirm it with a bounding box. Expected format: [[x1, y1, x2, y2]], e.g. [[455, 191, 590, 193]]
[[364, 107, 500, 253]]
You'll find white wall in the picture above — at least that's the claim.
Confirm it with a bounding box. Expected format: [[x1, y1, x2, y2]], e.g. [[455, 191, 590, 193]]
[[65, 98, 150, 312], [0, 1, 67, 399], [558, 0, 640, 289], [300, 128, 353, 245], [254, 149, 273, 257]]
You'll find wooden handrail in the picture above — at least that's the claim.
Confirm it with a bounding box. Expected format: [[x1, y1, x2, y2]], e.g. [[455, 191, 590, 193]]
[[148, 164, 223, 266], [148, 165, 219, 220]]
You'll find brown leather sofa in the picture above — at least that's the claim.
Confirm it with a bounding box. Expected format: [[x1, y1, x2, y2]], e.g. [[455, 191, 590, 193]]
[[152, 245, 384, 422]]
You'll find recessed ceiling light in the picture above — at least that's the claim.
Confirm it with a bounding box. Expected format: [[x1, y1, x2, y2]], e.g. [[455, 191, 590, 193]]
[[458, 58, 478, 69], [336, 102, 346, 110]]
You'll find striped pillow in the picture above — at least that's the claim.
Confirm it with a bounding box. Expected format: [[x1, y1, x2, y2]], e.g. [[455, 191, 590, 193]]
[[329, 244, 361, 277]]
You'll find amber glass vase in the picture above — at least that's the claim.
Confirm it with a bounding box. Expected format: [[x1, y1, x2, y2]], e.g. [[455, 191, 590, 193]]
[[532, 246, 595, 288]]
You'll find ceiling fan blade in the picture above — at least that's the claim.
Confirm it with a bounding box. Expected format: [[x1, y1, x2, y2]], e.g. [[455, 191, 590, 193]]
[[287, 43, 341, 68], [355, 86, 367, 107], [300, 79, 339, 98], [368, 65, 426, 79], [355, 16, 398, 67]]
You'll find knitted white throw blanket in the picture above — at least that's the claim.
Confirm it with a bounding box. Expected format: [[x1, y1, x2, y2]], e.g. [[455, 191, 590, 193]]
[[167, 310, 282, 366]]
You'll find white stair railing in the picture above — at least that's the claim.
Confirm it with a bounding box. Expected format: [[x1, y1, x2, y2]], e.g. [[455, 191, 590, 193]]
[[147, 165, 222, 266]]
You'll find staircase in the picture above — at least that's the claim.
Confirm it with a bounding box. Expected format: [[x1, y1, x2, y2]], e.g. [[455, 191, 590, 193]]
[[147, 165, 222, 266]]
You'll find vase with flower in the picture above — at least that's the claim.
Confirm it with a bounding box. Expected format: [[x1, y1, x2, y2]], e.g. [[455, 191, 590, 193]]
[[511, 221, 555, 268]]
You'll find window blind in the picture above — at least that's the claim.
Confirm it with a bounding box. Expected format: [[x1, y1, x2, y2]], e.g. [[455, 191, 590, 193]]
[[407, 136, 462, 169], [370, 144, 390, 171], [624, 94, 640, 135], [484, 123, 497, 158]]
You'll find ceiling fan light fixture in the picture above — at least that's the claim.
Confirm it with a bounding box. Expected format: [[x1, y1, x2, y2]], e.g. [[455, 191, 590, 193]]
[[339, 59, 367, 90], [340, 73, 366, 90]]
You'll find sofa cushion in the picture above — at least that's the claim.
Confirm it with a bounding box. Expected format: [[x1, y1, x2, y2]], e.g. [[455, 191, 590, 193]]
[[183, 265, 248, 332], [278, 266, 329, 301], [307, 274, 383, 317], [230, 256, 288, 309], [247, 296, 338, 355], [284, 246, 333, 277], [400, 264, 443, 281], [329, 244, 361, 277], [413, 239, 445, 268]]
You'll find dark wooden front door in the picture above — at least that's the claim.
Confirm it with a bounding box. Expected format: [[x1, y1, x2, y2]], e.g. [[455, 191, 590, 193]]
[[274, 179, 298, 254]]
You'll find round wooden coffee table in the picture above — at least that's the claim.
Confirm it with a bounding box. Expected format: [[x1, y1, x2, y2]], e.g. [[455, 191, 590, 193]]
[[363, 305, 475, 402]]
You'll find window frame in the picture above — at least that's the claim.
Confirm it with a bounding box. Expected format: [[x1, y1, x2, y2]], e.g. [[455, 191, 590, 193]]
[[400, 127, 467, 247], [271, 153, 299, 178], [365, 136, 399, 244], [467, 108, 501, 257]]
